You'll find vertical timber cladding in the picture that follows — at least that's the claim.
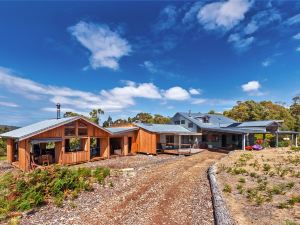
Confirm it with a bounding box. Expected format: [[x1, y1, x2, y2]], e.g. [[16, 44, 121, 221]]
[[6, 138, 13, 163], [137, 128, 157, 154], [18, 140, 30, 171]]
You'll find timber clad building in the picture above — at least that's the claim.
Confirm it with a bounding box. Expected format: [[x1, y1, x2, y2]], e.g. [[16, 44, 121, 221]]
[[1, 112, 299, 171]]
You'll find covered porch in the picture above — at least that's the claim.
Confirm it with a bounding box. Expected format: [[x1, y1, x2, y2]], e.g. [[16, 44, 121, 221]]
[[275, 131, 300, 147], [156, 133, 203, 155]]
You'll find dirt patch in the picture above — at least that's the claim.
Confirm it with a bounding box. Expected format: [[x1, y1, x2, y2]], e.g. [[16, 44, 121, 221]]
[[216, 148, 300, 225], [19, 150, 226, 225]]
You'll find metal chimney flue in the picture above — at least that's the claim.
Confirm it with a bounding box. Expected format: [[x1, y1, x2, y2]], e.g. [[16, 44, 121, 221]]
[[56, 103, 61, 119], [188, 110, 191, 117]]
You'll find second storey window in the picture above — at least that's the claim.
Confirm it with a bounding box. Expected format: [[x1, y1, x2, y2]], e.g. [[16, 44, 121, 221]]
[[174, 120, 180, 125], [181, 120, 185, 124], [65, 122, 76, 136], [188, 122, 193, 128]]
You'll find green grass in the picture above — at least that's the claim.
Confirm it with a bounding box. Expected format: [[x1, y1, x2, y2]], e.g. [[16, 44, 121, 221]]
[[0, 165, 110, 220], [0, 156, 6, 161]]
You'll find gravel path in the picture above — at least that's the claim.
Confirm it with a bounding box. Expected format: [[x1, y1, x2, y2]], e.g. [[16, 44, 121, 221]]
[[21, 150, 226, 225]]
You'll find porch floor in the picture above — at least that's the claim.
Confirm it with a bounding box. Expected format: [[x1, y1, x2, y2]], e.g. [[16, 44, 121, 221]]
[[160, 148, 205, 156]]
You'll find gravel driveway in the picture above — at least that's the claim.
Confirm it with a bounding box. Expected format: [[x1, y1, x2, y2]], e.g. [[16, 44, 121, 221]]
[[22, 150, 226, 225]]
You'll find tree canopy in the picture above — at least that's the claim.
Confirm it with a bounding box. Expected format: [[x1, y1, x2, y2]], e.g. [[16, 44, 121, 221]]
[[64, 108, 104, 125], [223, 100, 297, 130], [102, 112, 171, 127]]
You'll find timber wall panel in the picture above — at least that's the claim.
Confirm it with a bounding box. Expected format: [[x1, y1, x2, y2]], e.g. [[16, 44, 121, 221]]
[[137, 129, 157, 154], [6, 138, 13, 163]]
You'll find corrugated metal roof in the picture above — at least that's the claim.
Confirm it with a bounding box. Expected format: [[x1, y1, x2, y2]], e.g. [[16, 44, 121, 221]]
[[134, 123, 193, 134], [0, 116, 111, 140], [236, 120, 282, 127], [106, 127, 138, 134], [202, 127, 267, 134]]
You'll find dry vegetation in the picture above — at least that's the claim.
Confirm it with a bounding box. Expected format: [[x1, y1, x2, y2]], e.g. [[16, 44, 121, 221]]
[[216, 147, 300, 225]]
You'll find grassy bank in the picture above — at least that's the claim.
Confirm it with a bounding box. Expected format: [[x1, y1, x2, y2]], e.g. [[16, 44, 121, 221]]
[[0, 166, 110, 221], [216, 148, 300, 225]]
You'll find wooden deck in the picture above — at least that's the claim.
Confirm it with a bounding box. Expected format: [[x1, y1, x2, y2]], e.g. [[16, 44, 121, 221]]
[[160, 148, 205, 156]]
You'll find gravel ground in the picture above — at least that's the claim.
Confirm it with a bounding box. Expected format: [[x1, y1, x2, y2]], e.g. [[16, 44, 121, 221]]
[[19, 150, 226, 225], [0, 159, 14, 175]]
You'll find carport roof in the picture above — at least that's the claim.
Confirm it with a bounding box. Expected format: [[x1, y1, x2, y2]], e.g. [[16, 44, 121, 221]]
[[134, 123, 197, 134], [106, 127, 139, 134]]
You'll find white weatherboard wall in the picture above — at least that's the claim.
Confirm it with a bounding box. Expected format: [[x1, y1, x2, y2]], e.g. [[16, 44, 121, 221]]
[[171, 114, 198, 133]]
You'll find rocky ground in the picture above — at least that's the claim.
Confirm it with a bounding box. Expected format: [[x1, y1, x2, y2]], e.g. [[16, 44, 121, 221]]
[[216, 148, 300, 225], [17, 150, 226, 225]]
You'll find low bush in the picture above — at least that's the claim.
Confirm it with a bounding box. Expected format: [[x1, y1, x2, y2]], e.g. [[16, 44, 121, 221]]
[[290, 146, 300, 152], [0, 166, 110, 220], [223, 184, 232, 193]]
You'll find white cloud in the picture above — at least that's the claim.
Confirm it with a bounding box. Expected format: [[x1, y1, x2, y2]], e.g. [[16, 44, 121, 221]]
[[228, 33, 254, 51], [244, 9, 281, 35], [241, 80, 261, 92], [192, 98, 236, 106], [293, 32, 300, 40], [182, 2, 203, 24], [286, 14, 300, 26], [197, 0, 251, 31], [141, 61, 158, 73], [244, 21, 258, 35], [153, 5, 178, 33], [296, 47, 300, 52], [189, 88, 201, 95], [68, 21, 131, 70], [0, 67, 193, 114], [0, 101, 19, 108], [262, 58, 272, 67], [163, 87, 190, 101]]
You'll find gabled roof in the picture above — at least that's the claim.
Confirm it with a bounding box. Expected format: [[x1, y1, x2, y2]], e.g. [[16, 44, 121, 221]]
[[0, 116, 111, 141], [175, 112, 236, 129], [134, 123, 194, 134], [106, 127, 139, 134]]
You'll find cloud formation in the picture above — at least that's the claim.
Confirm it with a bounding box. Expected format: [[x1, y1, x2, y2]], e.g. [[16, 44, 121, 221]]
[[0, 101, 19, 108], [163, 87, 191, 101], [68, 21, 131, 70], [0, 67, 195, 114], [197, 0, 251, 31], [228, 33, 254, 51], [241, 80, 261, 92]]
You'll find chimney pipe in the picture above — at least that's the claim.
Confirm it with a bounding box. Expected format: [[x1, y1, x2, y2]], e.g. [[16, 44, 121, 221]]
[[188, 110, 191, 117], [56, 103, 61, 119]]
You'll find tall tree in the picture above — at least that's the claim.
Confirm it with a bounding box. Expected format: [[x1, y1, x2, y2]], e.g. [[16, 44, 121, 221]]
[[132, 113, 153, 123], [103, 116, 113, 127], [153, 114, 171, 124], [89, 109, 104, 124]]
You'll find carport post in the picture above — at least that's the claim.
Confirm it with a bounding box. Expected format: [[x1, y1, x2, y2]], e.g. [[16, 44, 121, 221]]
[[242, 134, 246, 151], [296, 135, 298, 147], [276, 132, 279, 148]]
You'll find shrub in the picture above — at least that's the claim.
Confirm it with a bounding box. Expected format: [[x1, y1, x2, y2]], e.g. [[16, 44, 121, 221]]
[[223, 184, 232, 193], [263, 164, 271, 173], [284, 220, 297, 225], [238, 178, 246, 183], [278, 141, 289, 147], [0, 166, 110, 220], [290, 146, 300, 152]]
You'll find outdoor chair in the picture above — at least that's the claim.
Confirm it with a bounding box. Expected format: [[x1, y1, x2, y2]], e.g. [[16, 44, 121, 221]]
[[41, 155, 50, 166]]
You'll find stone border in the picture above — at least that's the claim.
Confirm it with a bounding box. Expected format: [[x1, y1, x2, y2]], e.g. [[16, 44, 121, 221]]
[[208, 164, 235, 225]]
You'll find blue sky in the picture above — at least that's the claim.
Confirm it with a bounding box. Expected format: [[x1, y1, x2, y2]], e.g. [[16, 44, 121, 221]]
[[1, 0, 300, 126]]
